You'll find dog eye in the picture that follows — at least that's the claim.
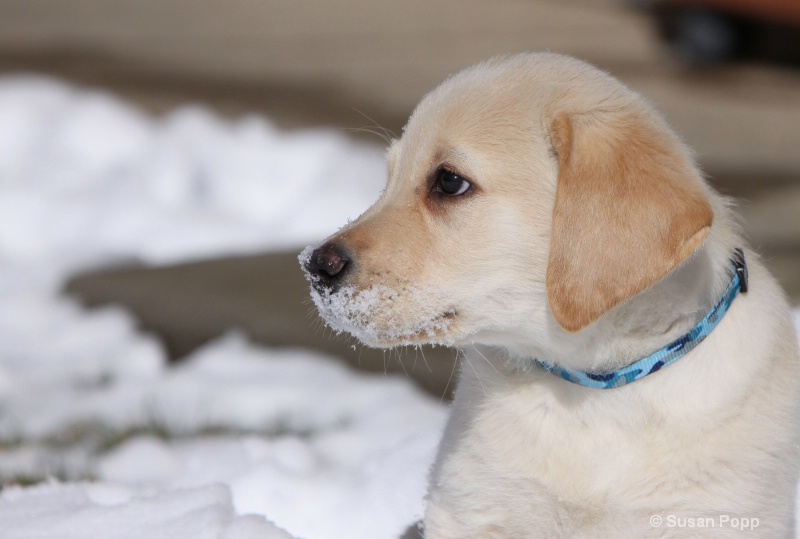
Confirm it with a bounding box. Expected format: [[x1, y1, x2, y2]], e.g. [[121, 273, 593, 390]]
[[434, 168, 471, 196]]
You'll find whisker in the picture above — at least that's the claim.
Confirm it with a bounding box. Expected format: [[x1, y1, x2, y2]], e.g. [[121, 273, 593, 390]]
[[353, 108, 397, 139], [396, 347, 410, 378], [356, 342, 364, 367], [471, 346, 503, 380], [418, 346, 433, 374], [463, 355, 487, 398], [349, 108, 398, 144], [440, 351, 460, 405], [343, 126, 393, 146]]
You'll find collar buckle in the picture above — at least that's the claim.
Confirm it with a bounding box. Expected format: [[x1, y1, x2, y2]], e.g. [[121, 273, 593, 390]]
[[733, 248, 748, 294]]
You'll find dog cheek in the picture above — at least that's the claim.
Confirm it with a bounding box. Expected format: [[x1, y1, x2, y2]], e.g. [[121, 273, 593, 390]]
[[436, 203, 550, 335]]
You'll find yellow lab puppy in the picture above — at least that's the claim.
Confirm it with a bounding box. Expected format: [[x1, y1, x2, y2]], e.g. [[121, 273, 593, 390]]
[[302, 53, 800, 538]]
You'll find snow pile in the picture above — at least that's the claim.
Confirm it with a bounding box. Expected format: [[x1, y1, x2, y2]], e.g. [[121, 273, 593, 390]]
[[0, 75, 443, 539], [0, 329, 444, 538], [0, 337, 444, 539], [0, 483, 293, 539], [0, 74, 385, 281]]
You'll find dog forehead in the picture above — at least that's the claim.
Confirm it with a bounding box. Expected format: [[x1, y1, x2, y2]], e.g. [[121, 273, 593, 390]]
[[402, 53, 632, 143], [388, 65, 552, 182], [404, 75, 533, 147], [390, 91, 527, 181], [394, 56, 578, 162]]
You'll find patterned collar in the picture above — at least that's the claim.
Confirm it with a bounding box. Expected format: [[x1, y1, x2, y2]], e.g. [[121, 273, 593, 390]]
[[535, 249, 748, 390]]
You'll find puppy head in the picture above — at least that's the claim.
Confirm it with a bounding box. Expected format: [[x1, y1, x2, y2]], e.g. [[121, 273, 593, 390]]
[[301, 53, 712, 349]]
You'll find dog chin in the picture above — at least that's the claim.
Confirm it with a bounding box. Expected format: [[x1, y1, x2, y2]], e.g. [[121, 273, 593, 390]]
[[309, 283, 460, 348]]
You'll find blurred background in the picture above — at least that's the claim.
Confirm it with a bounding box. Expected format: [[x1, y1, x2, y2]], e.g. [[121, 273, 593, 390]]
[[0, 1, 798, 537]]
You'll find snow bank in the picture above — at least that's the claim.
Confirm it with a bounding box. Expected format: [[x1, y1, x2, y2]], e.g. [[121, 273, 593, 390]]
[[0, 482, 293, 539], [0, 74, 385, 283], [0, 331, 444, 539]]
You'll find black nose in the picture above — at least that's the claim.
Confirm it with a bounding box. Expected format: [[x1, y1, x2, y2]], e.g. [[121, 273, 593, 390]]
[[305, 243, 352, 289]]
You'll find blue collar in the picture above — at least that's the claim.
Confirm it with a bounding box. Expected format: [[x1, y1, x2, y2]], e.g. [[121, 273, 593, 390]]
[[536, 249, 748, 390]]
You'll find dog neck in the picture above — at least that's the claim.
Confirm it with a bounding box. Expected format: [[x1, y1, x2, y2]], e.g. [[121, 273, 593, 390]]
[[534, 249, 747, 389], [483, 236, 743, 382]]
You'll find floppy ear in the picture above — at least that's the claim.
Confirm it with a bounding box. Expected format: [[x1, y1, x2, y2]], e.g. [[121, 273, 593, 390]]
[[546, 110, 713, 332]]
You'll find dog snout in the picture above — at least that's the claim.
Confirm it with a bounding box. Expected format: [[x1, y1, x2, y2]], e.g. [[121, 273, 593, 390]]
[[305, 242, 352, 290]]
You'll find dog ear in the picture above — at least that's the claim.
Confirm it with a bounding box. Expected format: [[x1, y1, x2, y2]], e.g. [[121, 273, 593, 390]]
[[546, 111, 713, 332]]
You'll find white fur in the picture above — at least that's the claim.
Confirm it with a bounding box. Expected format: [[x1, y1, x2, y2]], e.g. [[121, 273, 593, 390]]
[[303, 53, 800, 537]]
